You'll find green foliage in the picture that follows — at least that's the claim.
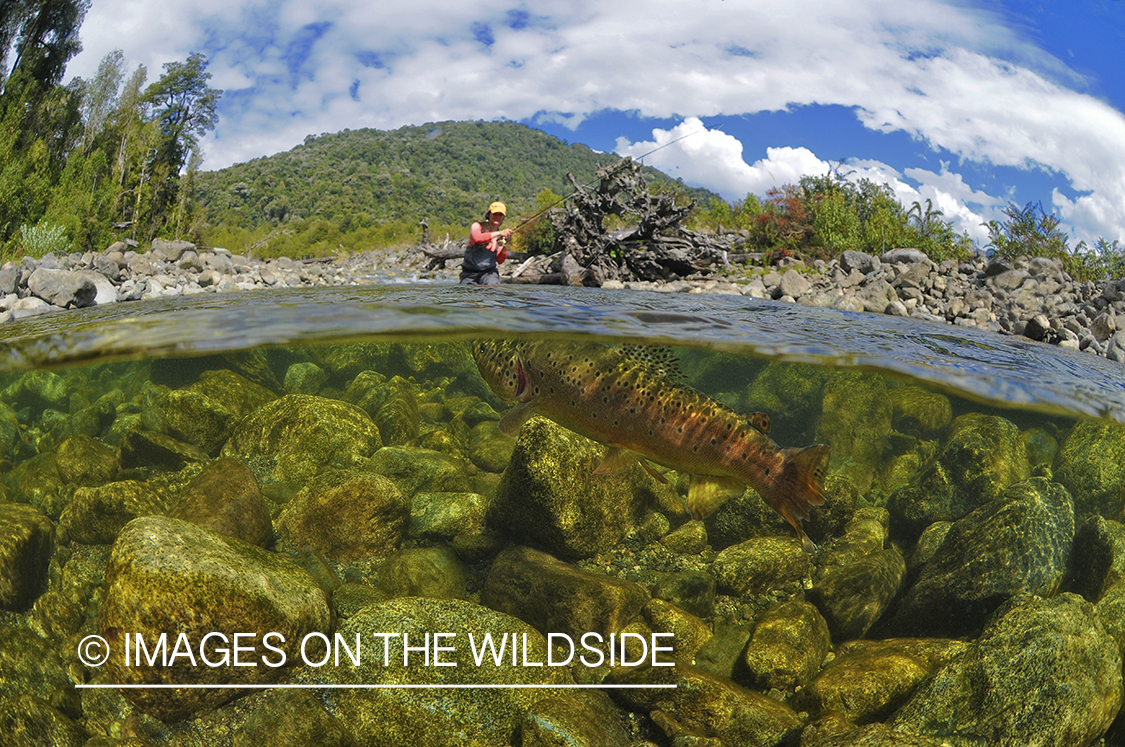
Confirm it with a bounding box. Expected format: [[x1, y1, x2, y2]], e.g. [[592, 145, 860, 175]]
[[985, 201, 1070, 261], [193, 121, 718, 252], [511, 188, 562, 256], [18, 220, 70, 258]]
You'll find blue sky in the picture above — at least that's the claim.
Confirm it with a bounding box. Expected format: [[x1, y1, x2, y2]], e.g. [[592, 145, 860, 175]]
[[67, 0, 1125, 246]]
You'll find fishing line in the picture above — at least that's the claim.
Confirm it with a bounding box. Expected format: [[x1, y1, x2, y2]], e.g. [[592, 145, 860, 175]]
[[507, 123, 715, 235]]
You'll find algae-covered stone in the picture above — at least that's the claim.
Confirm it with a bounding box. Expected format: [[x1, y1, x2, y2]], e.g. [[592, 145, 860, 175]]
[[888, 386, 952, 438], [739, 600, 830, 692], [0, 503, 54, 610], [0, 401, 20, 459], [808, 509, 905, 641], [118, 429, 209, 471], [891, 594, 1122, 747], [188, 369, 277, 419], [282, 362, 327, 395], [378, 546, 468, 599], [368, 445, 472, 496], [234, 690, 359, 747], [314, 597, 572, 747], [1097, 581, 1125, 654], [797, 638, 967, 723], [331, 582, 390, 620], [167, 456, 272, 547], [642, 598, 712, 663], [815, 372, 893, 493], [490, 417, 661, 560], [888, 477, 1073, 638], [520, 692, 631, 747], [372, 376, 420, 446], [59, 480, 167, 544], [888, 413, 1029, 537], [1056, 420, 1125, 517], [467, 419, 515, 473], [1069, 515, 1125, 604], [55, 433, 118, 486], [710, 537, 812, 596], [652, 571, 716, 619], [0, 625, 81, 746], [693, 623, 754, 680], [161, 388, 239, 455], [222, 394, 381, 484], [611, 663, 802, 746], [804, 723, 951, 747], [742, 362, 829, 446], [276, 469, 409, 562], [482, 546, 648, 640], [409, 491, 487, 539], [2, 370, 69, 413], [660, 520, 708, 555], [99, 516, 332, 721], [11, 451, 66, 518]]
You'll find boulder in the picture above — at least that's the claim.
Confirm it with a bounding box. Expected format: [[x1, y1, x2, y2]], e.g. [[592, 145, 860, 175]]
[[0, 504, 54, 610], [166, 456, 273, 547]]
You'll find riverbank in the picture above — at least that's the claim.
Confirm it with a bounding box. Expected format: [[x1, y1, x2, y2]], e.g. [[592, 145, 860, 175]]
[[2, 239, 1124, 364]]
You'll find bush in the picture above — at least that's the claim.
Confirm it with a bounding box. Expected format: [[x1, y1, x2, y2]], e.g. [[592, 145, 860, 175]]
[[19, 221, 72, 258]]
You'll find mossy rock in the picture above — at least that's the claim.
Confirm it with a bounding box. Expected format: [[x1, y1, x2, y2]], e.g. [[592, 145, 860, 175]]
[[222, 394, 382, 485], [368, 446, 473, 497], [0, 504, 54, 610], [409, 492, 488, 539], [55, 434, 118, 487], [282, 362, 327, 395], [59, 480, 167, 545], [99, 516, 332, 721], [310, 597, 573, 747], [167, 456, 273, 547], [161, 388, 239, 455], [815, 371, 893, 493], [641, 598, 712, 663], [234, 690, 358, 747], [276, 469, 408, 562], [742, 362, 830, 446], [10, 452, 66, 519], [1055, 420, 1125, 518], [711, 537, 812, 596], [888, 386, 952, 438], [739, 600, 830, 692], [188, 369, 278, 419], [520, 692, 632, 747], [378, 546, 468, 599]]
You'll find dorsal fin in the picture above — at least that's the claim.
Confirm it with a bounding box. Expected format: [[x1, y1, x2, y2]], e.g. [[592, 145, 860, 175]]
[[618, 345, 684, 380]]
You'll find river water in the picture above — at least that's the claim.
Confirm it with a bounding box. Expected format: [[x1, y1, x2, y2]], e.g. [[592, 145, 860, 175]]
[[0, 284, 1122, 745]]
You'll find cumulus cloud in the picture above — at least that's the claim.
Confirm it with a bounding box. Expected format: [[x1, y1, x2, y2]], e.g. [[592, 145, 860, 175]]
[[66, 0, 1125, 241]]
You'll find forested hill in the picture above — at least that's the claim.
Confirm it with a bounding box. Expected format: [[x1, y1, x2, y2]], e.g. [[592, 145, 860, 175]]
[[193, 121, 719, 230]]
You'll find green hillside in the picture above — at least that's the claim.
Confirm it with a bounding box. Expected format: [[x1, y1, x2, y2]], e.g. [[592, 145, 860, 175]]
[[193, 120, 718, 256]]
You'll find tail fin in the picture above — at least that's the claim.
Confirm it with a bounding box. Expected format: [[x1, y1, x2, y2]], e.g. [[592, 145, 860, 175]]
[[763, 444, 830, 553]]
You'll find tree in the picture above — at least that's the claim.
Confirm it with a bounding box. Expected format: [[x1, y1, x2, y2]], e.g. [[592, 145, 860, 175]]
[[143, 52, 221, 176], [985, 202, 1069, 261]]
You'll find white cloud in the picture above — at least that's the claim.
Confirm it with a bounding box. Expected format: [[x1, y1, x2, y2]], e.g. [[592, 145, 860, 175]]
[[65, 0, 1125, 241]]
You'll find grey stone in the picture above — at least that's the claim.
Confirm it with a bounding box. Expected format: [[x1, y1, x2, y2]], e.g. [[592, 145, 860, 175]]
[[840, 250, 880, 275], [26, 268, 96, 308]]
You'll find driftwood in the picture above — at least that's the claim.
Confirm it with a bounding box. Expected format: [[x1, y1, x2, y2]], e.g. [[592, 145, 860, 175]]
[[422, 235, 465, 270]]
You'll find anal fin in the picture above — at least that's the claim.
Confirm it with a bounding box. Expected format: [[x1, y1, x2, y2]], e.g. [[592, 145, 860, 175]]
[[686, 475, 744, 520]]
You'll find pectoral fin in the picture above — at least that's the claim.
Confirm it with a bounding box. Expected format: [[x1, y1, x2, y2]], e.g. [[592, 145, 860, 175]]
[[497, 400, 539, 436], [686, 475, 744, 520], [593, 447, 669, 484]]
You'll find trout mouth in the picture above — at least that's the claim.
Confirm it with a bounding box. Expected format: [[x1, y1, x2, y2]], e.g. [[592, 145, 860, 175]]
[[514, 357, 531, 401]]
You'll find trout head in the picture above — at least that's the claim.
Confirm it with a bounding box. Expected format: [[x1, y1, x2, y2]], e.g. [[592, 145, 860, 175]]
[[472, 340, 531, 402]]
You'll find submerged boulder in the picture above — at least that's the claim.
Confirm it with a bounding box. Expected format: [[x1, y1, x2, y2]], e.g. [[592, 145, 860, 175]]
[[99, 516, 331, 721], [166, 456, 273, 547], [0, 504, 54, 610]]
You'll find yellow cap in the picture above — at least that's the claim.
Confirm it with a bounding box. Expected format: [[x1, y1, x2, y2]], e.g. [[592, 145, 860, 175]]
[[489, 201, 507, 216]]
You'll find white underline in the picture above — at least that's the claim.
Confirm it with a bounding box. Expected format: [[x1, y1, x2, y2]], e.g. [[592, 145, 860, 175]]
[[75, 683, 677, 690]]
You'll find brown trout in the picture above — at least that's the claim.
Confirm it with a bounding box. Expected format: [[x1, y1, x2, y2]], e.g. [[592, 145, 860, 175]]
[[473, 340, 830, 552]]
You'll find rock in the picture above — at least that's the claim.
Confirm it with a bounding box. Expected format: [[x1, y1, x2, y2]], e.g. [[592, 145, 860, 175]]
[[0, 265, 20, 293], [710, 537, 812, 596], [59, 479, 167, 544], [372, 377, 420, 446], [880, 248, 929, 265], [369, 445, 473, 496], [99, 516, 332, 721], [0, 625, 81, 746], [283, 362, 326, 395], [1069, 516, 1125, 604], [888, 386, 952, 437], [55, 433, 118, 486], [74, 270, 117, 305], [150, 238, 195, 262], [409, 491, 488, 538], [642, 598, 712, 663], [3, 370, 69, 413], [488, 417, 659, 559], [161, 388, 240, 455], [0, 504, 54, 610], [660, 520, 708, 555], [797, 638, 967, 724], [890, 594, 1122, 747], [10, 452, 66, 518], [742, 362, 829, 446], [777, 269, 811, 298], [888, 413, 1029, 538], [26, 267, 96, 308], [652, 571, 716, 619], [739, 600, 830, 692], [809, 508, 906, 640], [840, 250, 880, 275], [611, 663, 802, 746], [118, 428, 209, 471], [467, 420, 515, 473], [887, 477, 1074, 638], [233, 690, 359, 747], [166, 456, 273, 547], [378, 546, 468, 599], [1024, 313, 1052, 341], [222, 394, 382, 485], [188, 369, 277, 419], [276, 469, 409, 562], [520, 692, 631, 747], [0, 401, 17, 459], [803, 723, 951, 746], [482, 545, 648, 640], [312, 597, 571, 747], [815, 371, 893, 493], [1055, 420, 1125, 517]]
